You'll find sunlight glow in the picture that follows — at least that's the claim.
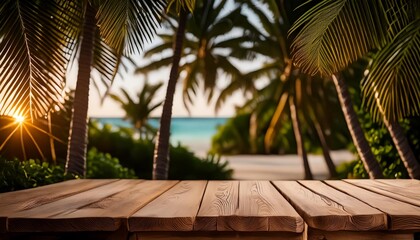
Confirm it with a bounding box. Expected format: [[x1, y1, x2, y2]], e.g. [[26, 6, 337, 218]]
[[13, 115, 25, 124]]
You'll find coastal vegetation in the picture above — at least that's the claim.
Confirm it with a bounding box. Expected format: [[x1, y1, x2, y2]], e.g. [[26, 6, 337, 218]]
[[0, 0, 419, 190]]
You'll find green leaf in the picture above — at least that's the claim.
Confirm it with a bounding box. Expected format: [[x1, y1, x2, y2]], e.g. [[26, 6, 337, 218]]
[[362, 19, 420, 122], [290, 0, 388, 76], [96, 0, 166, 55], [0, 0, 81, 120]]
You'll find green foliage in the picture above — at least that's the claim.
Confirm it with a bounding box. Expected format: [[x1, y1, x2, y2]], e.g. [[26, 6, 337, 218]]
[[0, 157, 70, 193], [290, 0, 420, 122], [0, 147, 140, 192], [335, 160, 359, 179], [86, 148, 137, 179], [210, 113, 252, 155], [341, 64, 420, 179], [352, 115, 420, 179], [88, 121, 233, 180], [211, 110, 350, 155], [167, 0, 196, 13], [169, 146, 232, 180], [109, 82, 163, 139]]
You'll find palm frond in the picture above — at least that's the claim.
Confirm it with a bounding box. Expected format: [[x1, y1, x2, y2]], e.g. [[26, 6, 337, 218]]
[[91, 28, 120, 97], [96, 0, 166, 56], [290, 0, 388, 76], [0, 0, 81, 120], [182, 61, 200, 110], [135, 56, 174, 74], [383, 0, 419, 37], [167, 0, 196, 14], [143, 41, 173, 58], [362, 19, 420, 122]]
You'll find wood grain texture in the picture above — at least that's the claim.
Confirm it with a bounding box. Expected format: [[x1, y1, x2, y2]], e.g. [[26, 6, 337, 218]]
[[132, 231, 303, 240], [225, 181, 303, 232], [0, 179, 114, 208], [129, 181, 207, 232], [272, 181, 387, 231], [60, 180, 178, 218], [345, 179, 420, 207], [194, 181, 239, 231], [0, 179, 115, 232], [7, 179, 136, 232], [326, 180, 420, 231]]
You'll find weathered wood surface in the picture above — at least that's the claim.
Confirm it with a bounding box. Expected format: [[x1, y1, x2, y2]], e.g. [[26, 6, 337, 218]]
[[327, 180, 420, 231], [194, 181, 303, 232], [272, 181, 387, 231], [194, 181, 239, 231], [0, 179, 116, 232], [129, 181, 207, 231], [7, 180, 177, 232], [345, 179, 420, 207], [0, 179, 419, 239]]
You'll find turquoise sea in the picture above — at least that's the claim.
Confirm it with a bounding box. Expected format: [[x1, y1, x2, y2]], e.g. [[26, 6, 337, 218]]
[[91, 117, 228, 156]]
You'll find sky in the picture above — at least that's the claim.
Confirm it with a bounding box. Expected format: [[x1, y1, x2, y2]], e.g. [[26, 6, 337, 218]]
[[66, 52, 249, 118], [66, 1, 266, 118]]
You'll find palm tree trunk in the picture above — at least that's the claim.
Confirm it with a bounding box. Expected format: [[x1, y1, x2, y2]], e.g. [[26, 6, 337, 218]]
[[313, 119, 337, 178], [153, 10, 188, 180], [289, 95, 313, 180], [305, 95, 337, 178], [384, 119, 420, 179], [249, 112, 258, 154], [332, 73, 383, 179], [47, 112, 56, 163], [65, 4, 96, 177]]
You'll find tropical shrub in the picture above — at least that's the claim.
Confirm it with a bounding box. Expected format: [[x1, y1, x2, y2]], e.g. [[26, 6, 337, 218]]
[[0, 157, 69, 192], [210, 113, 252, 155], [169, 145, 232, 180], [211, 111, 349, 155], [88, 121, 233, 180], [86, 148, 137, 179], [347, 116, 420, 179], [0, 148, 139, 192], [340, 64, 420, 179]]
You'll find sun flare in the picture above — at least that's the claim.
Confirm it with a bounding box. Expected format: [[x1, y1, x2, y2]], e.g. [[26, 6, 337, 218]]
[[13, 115, 25, 124]]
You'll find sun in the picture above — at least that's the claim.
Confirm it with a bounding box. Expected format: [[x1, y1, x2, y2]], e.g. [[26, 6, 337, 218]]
[[13, 115, 25, 124]]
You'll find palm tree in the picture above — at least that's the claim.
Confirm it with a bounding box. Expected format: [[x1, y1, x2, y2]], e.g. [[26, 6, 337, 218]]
[[110, 81, 163, 139], [65, 0, 166, 177], [137, 0, 254, 111], [218, 0, 347, 179], [0, 0, 79, 120], [153, 0, 195, 180], [290, 0, 419, 178], [0, 0, 166, 176]]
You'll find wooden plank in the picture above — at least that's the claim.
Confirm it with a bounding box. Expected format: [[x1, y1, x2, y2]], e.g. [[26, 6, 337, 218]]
[[59, 180, 178, 218], [194, 181, 239, 231], [326, 180, 420, 231], [129, 181, 207, 232], [132, 231, 303, 240], [0, 179, 116, 232], [8, 179, 137, 232], [307, 227, 413, 240], [0, 179, 115, 209], [224, 181, 303, 232], [345, 179, 420, 207], [272, 181, 387, 231]]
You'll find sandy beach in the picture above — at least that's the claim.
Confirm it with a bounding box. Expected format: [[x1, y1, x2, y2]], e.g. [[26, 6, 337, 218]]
[[221, 150, 354, 180], [179, 132, 355, 180]]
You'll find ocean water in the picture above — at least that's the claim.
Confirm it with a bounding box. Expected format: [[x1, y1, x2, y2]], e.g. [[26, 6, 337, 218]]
[[92, 117, 228, 156]]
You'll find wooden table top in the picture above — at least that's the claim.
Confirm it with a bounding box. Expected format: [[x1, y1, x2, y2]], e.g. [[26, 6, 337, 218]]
[[0, 179, 419, 234]]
